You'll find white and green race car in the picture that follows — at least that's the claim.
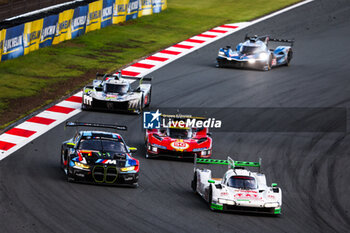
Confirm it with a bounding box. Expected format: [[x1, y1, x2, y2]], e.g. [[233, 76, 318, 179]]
[[191, 156, 282, 215]]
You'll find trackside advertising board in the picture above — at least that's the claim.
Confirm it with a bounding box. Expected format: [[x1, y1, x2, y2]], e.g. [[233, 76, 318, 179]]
[[71, 5, 88, 39], [0, 0, 167, 62], [39, 14, 58, 48], [1, 24, 24, 61]]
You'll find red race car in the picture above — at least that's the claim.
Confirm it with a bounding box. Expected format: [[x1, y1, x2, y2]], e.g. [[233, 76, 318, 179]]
[[145, 116, 212, 159]]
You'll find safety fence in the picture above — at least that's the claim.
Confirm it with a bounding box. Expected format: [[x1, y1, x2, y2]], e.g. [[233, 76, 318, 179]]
[[0, 0, 75, 21], [0, 0, 167, 62]]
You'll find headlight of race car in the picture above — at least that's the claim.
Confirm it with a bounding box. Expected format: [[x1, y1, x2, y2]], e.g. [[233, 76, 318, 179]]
[[218, 199, 236, 205], [128, 99, 139, 109], [148, 145, 159, 153], [121, 166, 135, 172], [201, 149, 211, 156], [218, 51, 225, 56], [259, 53, 269, 60], [264, 202, 280, 208], [74, 162, 90, 169]]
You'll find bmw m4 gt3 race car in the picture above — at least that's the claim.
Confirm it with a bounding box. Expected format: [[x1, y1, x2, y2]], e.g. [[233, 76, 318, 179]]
[[216, 34, 294, 71], [61, 122, 139, 187], [145, 115, 212, 159], [191, 156, 282, 214], [82, 73, 152, 114]]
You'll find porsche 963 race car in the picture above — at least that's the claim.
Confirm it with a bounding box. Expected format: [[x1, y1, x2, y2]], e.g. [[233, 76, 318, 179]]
[[216, 34, 294, 71], [82, 73, 152, 113], [191, 156, 282, 214], [61, 122, 139, 187]]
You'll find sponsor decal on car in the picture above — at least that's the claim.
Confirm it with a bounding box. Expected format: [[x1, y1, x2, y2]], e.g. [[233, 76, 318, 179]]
[[170, 140, 190, 150]]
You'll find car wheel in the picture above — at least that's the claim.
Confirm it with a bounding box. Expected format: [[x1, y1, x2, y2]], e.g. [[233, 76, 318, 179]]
[[61, 148, 68, 172], [285, 50, 293, 66], [60, 147, 65, 170], [216, 60, 223, 68], [208, 186, 214, 210], [191, 172, 197, 193], [262, 55, 272, 71], [66, 157, 74, 182], [81, 104, 88, 110], [145, 89, 151, 107]]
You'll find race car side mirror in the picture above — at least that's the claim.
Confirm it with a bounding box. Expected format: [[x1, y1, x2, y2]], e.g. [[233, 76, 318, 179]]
[[67, 142, 76, 148], [129, 147, 137, 153], [208, 179, 215, 184]]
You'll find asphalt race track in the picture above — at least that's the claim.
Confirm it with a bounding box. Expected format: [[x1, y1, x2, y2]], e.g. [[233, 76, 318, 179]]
[[1, 0, 350, 232]]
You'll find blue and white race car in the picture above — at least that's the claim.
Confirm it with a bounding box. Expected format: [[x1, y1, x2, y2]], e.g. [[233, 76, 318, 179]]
[[216, 35, 294, 71]]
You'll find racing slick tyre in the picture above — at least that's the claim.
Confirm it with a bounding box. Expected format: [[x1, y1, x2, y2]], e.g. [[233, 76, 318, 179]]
[[66, 157, 75, 183], [145, 89, 151, 107], [191, 172, 198, 193], [285, 50, 293, 66], [81, 103, 89, 110], [216, 60, 223, 68], [262, 55, 272, 71], [208, 185, 214, 211], [60, 147, 65, 171]]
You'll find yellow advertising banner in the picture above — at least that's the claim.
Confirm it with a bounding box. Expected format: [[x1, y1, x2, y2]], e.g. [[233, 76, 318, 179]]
[[23, 18, 44, 55], [52, 9, 74, 45], [0, 28, 6, 62], [86, 0, 102, 33], [161, 0, 167, 11], [138, 0, 153, 17], [113, 0, 128, 24]]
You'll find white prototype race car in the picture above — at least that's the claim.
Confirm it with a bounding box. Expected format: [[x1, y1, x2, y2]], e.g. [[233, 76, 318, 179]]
[[82, 73, 152, 114], [191, 156, 282, 215]]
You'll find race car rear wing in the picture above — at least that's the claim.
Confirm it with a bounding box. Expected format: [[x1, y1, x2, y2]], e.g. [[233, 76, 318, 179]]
[[65, 121, 127, 131], [194, 155, 261, 172], [269, 38, 294, 46], [227, 157, 261, 173], [244, 34, 294, 46], [96, 73, 152, 82]]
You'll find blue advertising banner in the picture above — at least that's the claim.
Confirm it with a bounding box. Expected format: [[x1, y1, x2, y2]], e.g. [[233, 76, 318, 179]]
[[153, 0, 162, 14], [39, 14, 58, 48], [101, 0, 114, 28], [71, 5, 88, 39], [0, 0, 167, 63], [1, 24, 24, 61], [126, 0, 139, 21]]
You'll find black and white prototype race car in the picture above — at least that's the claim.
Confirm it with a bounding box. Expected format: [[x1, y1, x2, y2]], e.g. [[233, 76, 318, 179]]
[[82, 73, 152, 113], [191, 156, 282, 214], [61, 122, 139, 187], [216, 34, 294, 71]]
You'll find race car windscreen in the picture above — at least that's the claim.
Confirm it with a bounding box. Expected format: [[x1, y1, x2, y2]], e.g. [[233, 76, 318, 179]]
[[78, 139, 127, 154], [168, 128, 192, 139], [227, 176, 257, 190], [105, 83, 129, 94], [240, 46, 261, 54]]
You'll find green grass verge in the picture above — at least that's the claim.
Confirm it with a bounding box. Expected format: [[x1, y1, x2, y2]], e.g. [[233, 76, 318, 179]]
[[0, 0, 300, 128]]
